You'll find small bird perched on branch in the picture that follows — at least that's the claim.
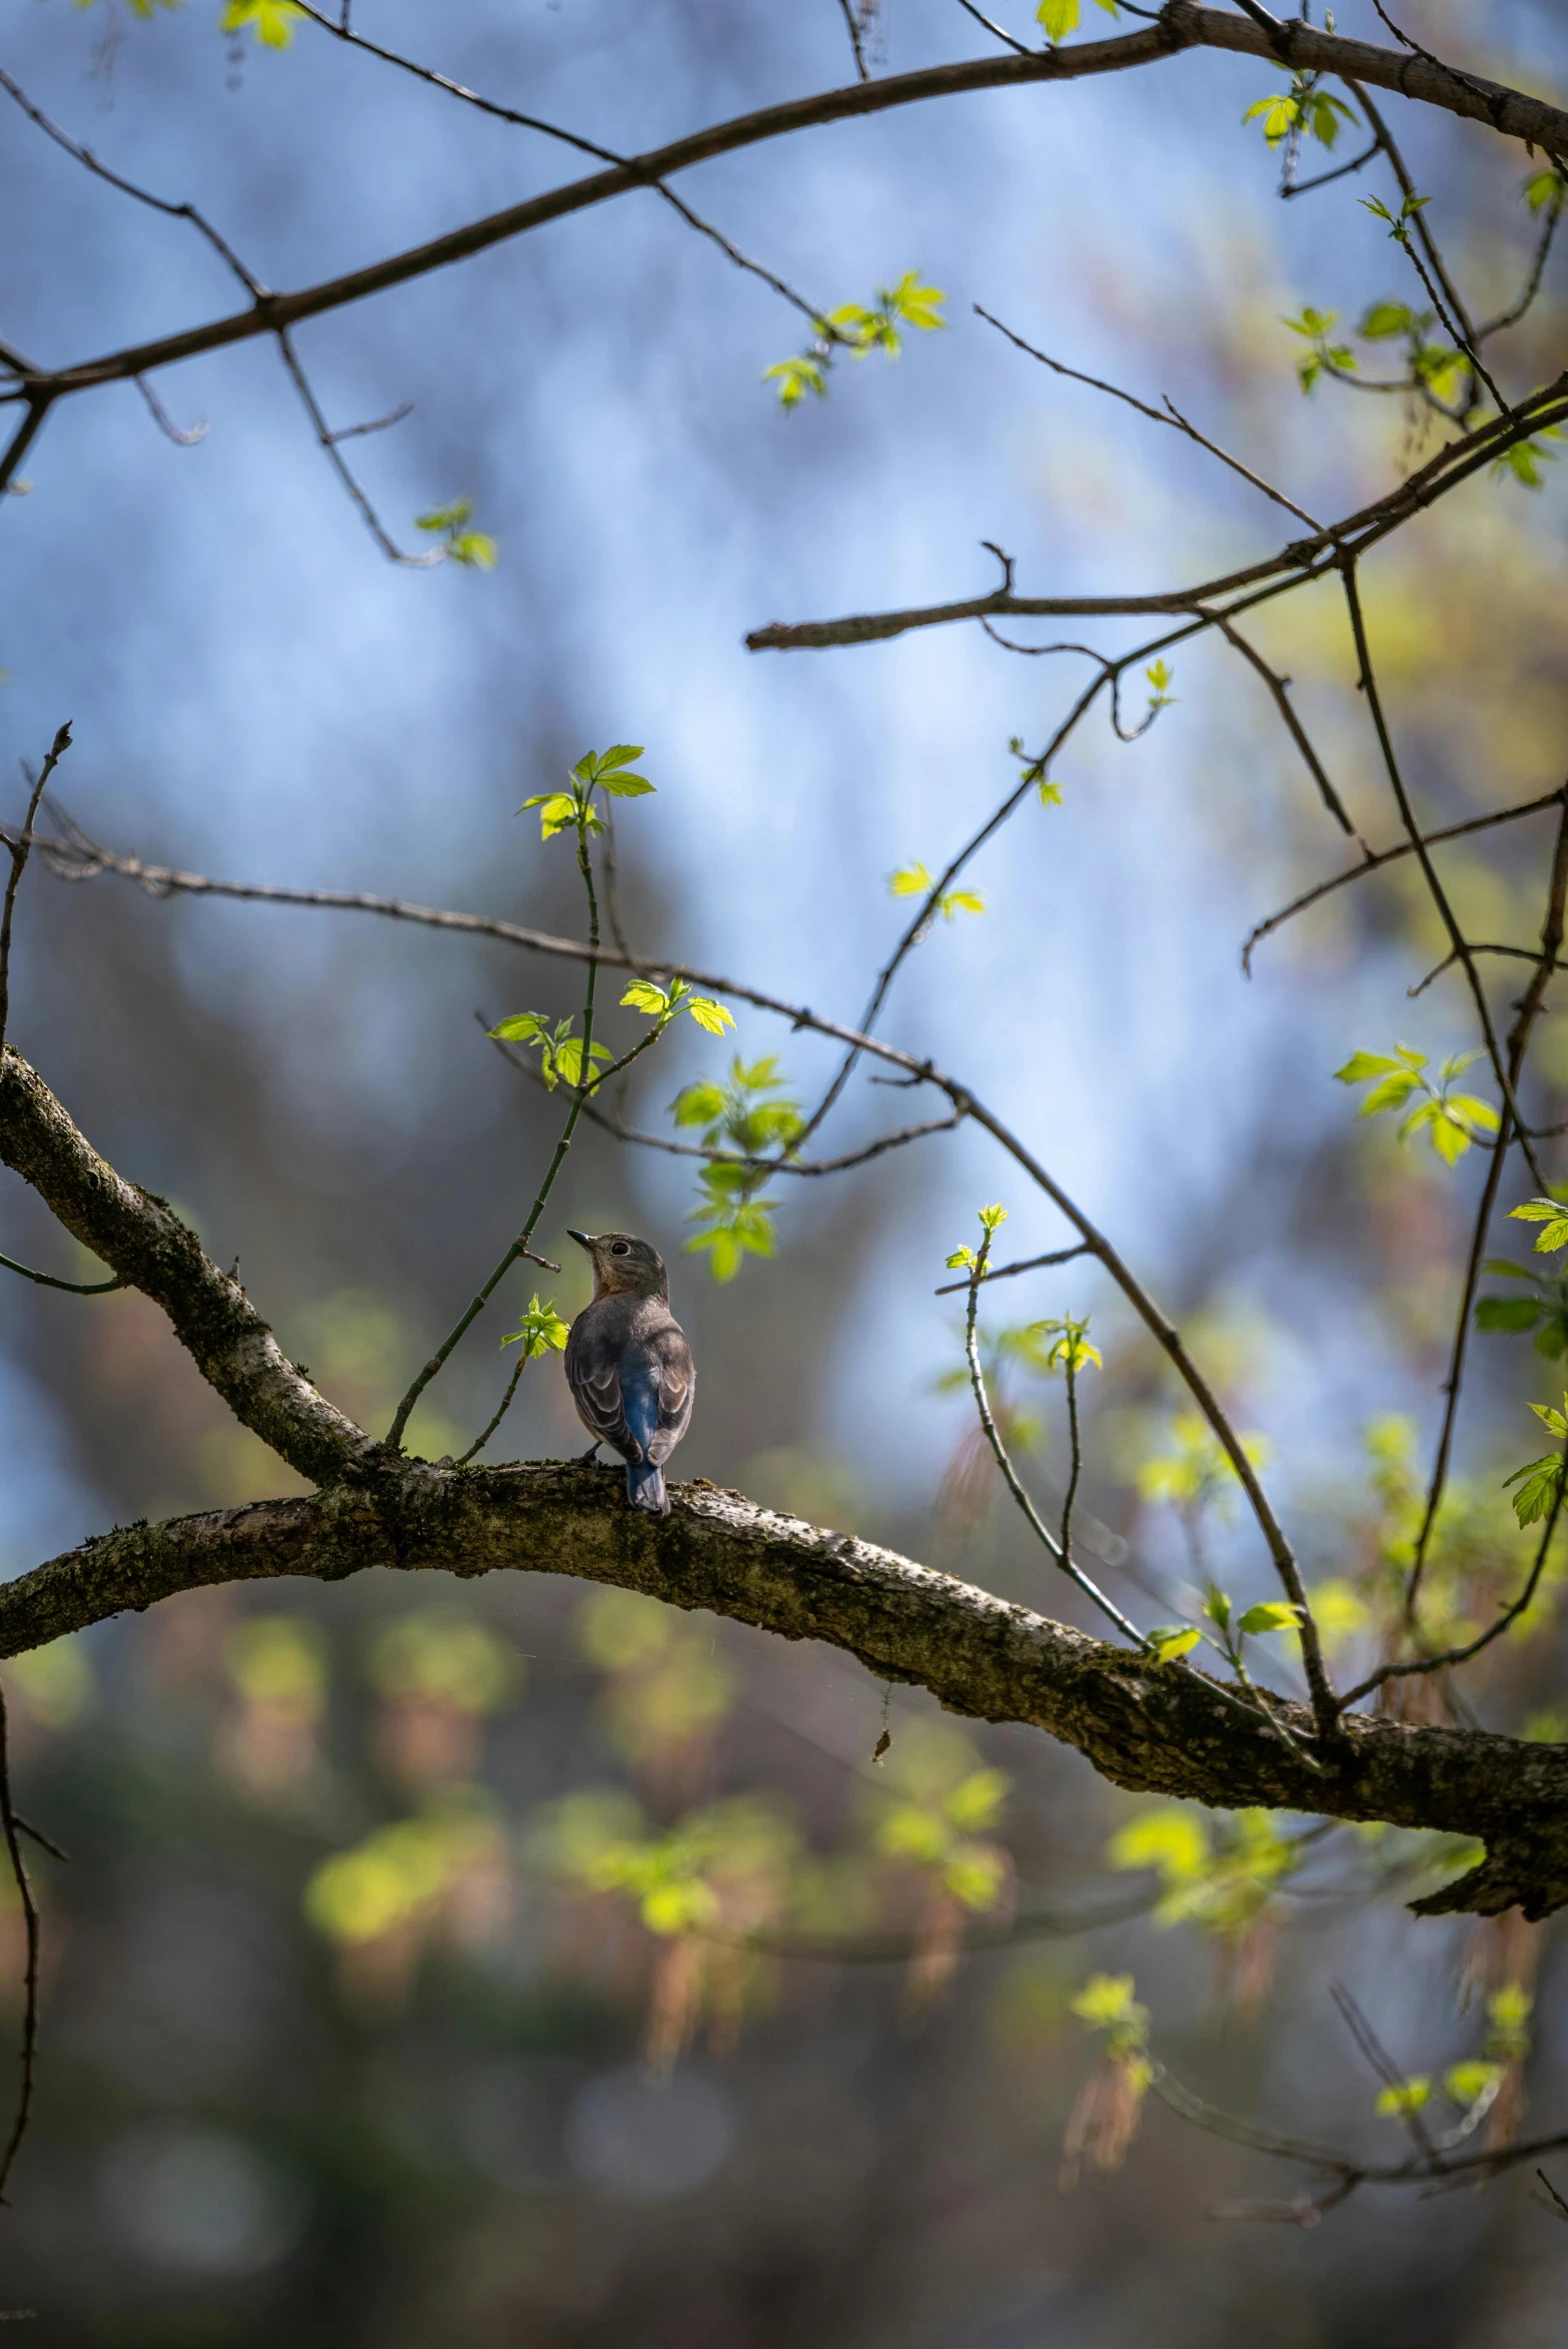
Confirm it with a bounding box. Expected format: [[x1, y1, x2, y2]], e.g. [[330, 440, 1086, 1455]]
[[564, 1229, 695, 1514]]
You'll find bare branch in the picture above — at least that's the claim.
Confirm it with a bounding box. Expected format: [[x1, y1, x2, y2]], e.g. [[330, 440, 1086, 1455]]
[[0, 723, 72, 1053], [975, 303, 1324, 532], [1241, 787, 1566, 974]]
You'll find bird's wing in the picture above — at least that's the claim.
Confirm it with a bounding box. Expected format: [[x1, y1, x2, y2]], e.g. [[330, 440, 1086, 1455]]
[[565, 1317, 637, 1457], [646, 1323, 695, 1465]]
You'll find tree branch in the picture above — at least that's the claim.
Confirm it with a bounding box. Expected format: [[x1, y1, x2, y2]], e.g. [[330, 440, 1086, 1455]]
[[3, 1466, 1566, 1916]]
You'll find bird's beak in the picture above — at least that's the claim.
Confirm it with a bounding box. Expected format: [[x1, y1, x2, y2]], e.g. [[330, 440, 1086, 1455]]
[[567, 1229, 594, 1252]]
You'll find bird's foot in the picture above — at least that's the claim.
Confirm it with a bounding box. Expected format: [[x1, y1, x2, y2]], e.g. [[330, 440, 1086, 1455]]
[[578, 1443, 602, 1466]]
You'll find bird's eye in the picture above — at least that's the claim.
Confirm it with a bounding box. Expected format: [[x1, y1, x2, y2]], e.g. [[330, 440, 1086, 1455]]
[[611, 1242, 630, 1255]]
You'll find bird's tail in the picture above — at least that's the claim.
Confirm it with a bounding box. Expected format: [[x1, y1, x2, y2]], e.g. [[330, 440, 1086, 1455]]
[[626, 1457, 668, 1515]]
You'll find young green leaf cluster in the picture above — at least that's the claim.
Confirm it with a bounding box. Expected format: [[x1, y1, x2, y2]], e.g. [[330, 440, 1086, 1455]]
[[1334, 1045, 1500, 1166], [499, 1294, 570, 1361], [1244, 75, 1355, 154], [764, 275, 945, 410], [670, 1056, 804, 1282], [1503, 1395, 1568, 1528], [619, 976, 735, 1039], [413, 496, 498, 569], [519, 743, 653, 841], [888, 861, 985, 923]]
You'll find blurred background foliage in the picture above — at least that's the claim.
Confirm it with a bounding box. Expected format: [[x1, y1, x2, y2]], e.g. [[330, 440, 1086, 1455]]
[[4, 0, 1568, 2339]]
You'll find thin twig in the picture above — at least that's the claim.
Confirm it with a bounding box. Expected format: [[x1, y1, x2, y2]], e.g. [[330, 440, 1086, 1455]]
[[0, 725, 72, 1053], [1346, 1447, 1567, 1706], [0, 1683, 40, 2205], [1339, 560, 1547, 1193], [1241, 787, 1566, 974], [1208, 610, 1358, 837], [975, 304, 1324, 531], [0, 1249, 122, 1296], [934, 1242, 1091, 1295], [0, 66, 262, 297], [835, 0, 872, 79], [961, 1228, 1145, 1644], [134, 377, 207, 447], [277, 329, 440, 566]]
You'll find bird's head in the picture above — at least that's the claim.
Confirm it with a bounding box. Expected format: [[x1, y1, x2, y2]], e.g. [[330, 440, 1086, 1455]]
[[567, 1229, 670, 1302]]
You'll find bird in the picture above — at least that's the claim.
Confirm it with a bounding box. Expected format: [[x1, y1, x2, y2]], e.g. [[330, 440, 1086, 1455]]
[[563, 1229, 695, 1515]]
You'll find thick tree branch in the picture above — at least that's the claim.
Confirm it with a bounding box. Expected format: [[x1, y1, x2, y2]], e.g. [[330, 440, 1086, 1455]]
[[7, 8, 1565, 410], [3, 1465, 1565, 1917], [0, 1045, 374, 1486]]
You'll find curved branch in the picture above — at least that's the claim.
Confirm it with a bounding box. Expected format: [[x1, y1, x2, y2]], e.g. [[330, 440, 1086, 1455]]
[[0, 1044, 374, 1486], [11, 8, 1568, 408], [3, 1464, 1566, 1916]]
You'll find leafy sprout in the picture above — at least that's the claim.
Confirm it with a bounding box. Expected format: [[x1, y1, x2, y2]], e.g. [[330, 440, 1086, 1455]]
[[518, 742, 653, 842], [670, 1056, 804, 1282], [499, 1295, 570, 1360], [1334, 1044, 1500, 1166], [1284, 305, 1358, 396], [1503, 1394, 1568, 1528], [765, 274, 946, 409], [889, 862, 985, 923], [1243, 76, 1355, 152], [620, 976, 735, 1038], [414, 496, 498, 569], [485, 1010, 612, 1092]]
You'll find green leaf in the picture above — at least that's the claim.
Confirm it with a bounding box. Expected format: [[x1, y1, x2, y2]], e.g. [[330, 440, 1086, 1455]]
[[670, 1080, 727, 1130], [1036, 0, 1079, 39], [1504, 1452, 1564, 1528], [882, 273, 947, 333], [1144, 1626, 1201, 1662], [1038, 778, 1063, 807], [1236, 1601, 1303, 1637], [1445, 2060, 1503, 2107], [1427, 1109, 1474, 1166], [621, 980, 671, 1018], [1513, 1201, 1568, 1252], [1528, 1398, 1568, 1437], [447, 530, 498, 570], [1358, 299, 1415, 341], [889, 862, 933, 899], [687, 997, 735, 1036], [596, 772, 654, 798], [220, 0, 306, 47], [1334, 1052, 1400, 1084], [417, 498, 473, 534], [764, 356, 828, 409], [1374, 2077, 1432, 2118], [1525, 168, 1567, 214], [598, 744, 646, 770], [1481, 1258, 1537, 1280], [500, 1295, 571, 1359], [1476, 1296, 1543, 1333], [1359, 1070, 1420, 1117], [1202, 1587, 1232, 1633], [939, 889, 986, 920], [488, 1011, 546, 1043], [945, 1246, 976, 1271], [978, 1203, 1008, 1232]]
